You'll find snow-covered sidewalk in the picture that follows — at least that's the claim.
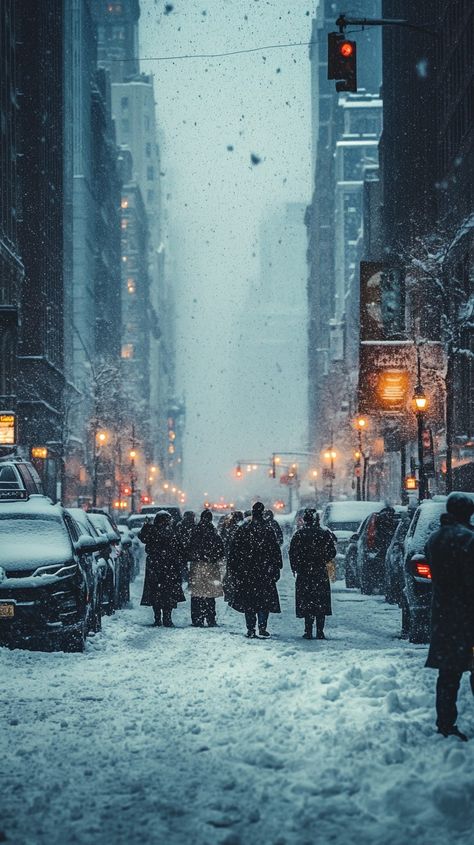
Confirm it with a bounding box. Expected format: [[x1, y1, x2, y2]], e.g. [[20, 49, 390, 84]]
[[2, 556, 474, 845]]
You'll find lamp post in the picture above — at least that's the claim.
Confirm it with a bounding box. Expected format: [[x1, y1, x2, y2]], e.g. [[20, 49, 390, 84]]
[[355, 416, 367, 501], [92, 431, 107, 507], [323, 447, 337, 502], [412, 348, 429, 502]]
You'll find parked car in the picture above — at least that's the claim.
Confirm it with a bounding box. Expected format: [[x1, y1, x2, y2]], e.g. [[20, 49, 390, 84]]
[[320, 500, 385, 579], [384, 511, 414, 605], [0, 496, 106, 651], [401, 497, 448, 643], [117, 524, 140, 579], [357, 506, 408, 595], [343, 520, 367, 588], [87, 510, 131, 609], [0, 457, 44, 498], [67, 508, 110, 618], [127, 513, 148, 536]]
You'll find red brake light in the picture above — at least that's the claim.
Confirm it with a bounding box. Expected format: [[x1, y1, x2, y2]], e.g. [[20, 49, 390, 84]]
[[411, 557, 432, 579]]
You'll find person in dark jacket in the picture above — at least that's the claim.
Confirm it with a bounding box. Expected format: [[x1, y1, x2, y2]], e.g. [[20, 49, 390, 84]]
[[187, 509, 225, 626], [264, 509, 284, 545], [227, 501, 283, 638], [175, 510, 196, 584], [425, 492, 474, 740], [138, 511, 186, 627], [289, 509, 336, 639]]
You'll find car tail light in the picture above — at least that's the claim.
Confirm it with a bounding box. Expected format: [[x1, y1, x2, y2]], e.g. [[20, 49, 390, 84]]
[[410, 557, 432, 580], [366, 515, 377, 550]]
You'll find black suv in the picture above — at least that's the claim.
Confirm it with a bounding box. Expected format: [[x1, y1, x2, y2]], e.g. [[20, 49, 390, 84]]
[[0, 497, 108, 651]]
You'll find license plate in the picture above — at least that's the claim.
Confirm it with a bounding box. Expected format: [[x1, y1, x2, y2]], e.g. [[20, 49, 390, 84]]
[[0, 604, 15, 618]]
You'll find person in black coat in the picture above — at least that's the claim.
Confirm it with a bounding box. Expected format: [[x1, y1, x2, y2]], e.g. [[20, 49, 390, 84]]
[[175, 510, 196, 584], [289, 509, 337, 639], [425, 493, 474, 740], [187, 509, 225, 626], [138, 511, 186, 627], [264, 509, 284, 545], [227, 501, 283, 638]]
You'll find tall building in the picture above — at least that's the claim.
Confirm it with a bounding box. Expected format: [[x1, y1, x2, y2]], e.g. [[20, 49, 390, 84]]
[[0, 1, 23, 416], [380, 0, 474, 491], [94, 0, 140, 83], [15, 0, 66, 498], [306, 0, 382, 485]]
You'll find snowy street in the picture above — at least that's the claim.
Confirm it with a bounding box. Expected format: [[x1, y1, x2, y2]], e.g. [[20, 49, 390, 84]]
[[2, 553, 474, 845]]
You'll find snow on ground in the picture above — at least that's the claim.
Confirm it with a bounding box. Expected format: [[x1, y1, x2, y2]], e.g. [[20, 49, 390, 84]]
[[2, 549, 474, 845]]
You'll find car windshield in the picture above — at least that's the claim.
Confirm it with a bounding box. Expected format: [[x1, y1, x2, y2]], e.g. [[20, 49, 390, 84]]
[[0, 514, 71, 563], [326, 521, 360, 533], [0, 465, 21, 489]]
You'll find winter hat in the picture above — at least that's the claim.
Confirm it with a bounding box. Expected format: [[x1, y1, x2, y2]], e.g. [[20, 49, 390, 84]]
[[446, 492, 474, 523], [154, 510, 172, 526], [252, 501, 265, 517], [303, 508, 316, 525], [200, 509, 213, 523]]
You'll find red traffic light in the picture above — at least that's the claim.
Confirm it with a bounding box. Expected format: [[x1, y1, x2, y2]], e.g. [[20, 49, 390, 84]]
[[339, 41, 353, 58]]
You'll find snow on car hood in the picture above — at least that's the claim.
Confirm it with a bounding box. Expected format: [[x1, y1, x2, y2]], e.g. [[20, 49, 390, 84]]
[[0, 516, 72, 571]]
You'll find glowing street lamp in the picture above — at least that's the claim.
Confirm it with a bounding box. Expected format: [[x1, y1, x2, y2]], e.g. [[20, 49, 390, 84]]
[[412, 346, 430, 501]]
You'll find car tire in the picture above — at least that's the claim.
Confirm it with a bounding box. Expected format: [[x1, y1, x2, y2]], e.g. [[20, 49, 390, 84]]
[[61, 624, 86, 653], [409, 612, 430, 644], [345, 566, 356, 588]]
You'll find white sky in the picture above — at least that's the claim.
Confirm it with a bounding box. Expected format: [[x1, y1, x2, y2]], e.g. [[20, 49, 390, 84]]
[[139, 0, 312, 505]]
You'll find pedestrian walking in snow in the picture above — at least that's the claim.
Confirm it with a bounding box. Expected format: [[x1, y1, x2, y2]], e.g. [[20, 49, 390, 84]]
[[289, 509, 336, 640], [187, 509, 225, 626], [264, 508, 284, 545], [227, 501, 282, 638], [424, 492, 474, 741], [138, 511, 186, 627]]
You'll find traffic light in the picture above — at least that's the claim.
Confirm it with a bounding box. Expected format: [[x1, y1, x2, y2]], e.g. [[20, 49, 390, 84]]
[[327, 32, 357, 93], [235, 463, 242, 479]]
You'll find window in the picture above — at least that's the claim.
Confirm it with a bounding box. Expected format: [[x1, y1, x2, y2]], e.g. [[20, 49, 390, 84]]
[[127, 278, 136, 294], [146, 142, 151, 157], [121, 198, 128, 209], [121, 96, 129, 110], [147, 166, 154, 180], [121, 219, 128, 230], [121, 343, 134, 359], [0, 329, 14, 396]]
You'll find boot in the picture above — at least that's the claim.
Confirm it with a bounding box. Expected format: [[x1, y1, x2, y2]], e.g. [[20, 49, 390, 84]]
[[162, 610, 174, 628], [246, 629, 257, 638], [316, 630, 326, 640], [258, 626, 271, 638], [303, 618, 313, 639], [437, 726, 468, 741], [153, 609, 162, 627]]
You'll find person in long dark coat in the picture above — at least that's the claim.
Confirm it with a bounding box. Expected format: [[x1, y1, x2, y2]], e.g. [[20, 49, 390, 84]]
[[425, 492, 474, 740], [187, 509, 225, 626], [138, 511, 185, 627], [175, 510, 196, 584], [264, 509, 284, 545], [289, 509, 337, 639], [227, 501, 282, 638]]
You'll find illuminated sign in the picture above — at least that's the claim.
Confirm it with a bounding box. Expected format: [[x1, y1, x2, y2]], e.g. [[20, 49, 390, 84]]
[[376, 370, 410, 411], [31, 446, 48, 459], [0, 413, 16, 446]]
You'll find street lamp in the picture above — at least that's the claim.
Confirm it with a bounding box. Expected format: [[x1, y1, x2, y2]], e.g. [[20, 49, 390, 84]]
[[323, 448, 337, 502], [411, 346, 429, 501], [354, 416, 367, 501], [92, 430, 108, 507], [129, 448, 137, 514]]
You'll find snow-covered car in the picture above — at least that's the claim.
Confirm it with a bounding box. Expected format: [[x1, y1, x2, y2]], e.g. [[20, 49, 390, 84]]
[[117, 524, 141, 579], [127, 513, 148, 536], [67, 508, 111, 618], [384, 512, 413, 605], [320, 500, 385, 579], [401, 498, 448, 643], [0, 497, 105, 652], [356, 506, 408, 595], [87, 510, 131, 609]]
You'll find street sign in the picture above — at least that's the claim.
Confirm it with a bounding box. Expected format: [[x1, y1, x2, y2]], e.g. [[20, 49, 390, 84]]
[[0, 413, 16, 446]]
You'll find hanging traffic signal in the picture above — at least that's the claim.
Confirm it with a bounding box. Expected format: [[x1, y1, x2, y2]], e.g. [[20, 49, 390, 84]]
[[327, 32, 357, 93], [235, 463, 242, 478]]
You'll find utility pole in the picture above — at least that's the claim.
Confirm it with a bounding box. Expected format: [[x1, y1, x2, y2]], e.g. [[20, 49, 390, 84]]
[[129, 424, 138, 514]]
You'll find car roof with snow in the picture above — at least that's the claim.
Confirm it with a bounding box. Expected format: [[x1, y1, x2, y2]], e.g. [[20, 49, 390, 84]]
[[321, 500, 385, 526]]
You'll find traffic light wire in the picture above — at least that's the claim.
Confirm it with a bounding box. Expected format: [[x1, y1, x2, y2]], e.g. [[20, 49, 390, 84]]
[[112, 40, 317, 62]]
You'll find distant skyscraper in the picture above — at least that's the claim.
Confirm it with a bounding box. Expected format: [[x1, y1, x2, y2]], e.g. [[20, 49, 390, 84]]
[[93, 0, 140, 83]]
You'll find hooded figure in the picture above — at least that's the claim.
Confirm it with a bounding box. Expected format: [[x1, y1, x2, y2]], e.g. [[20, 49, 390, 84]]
[[289, 509, 336, 639], [187, 509, 225, 626], [175, 510, 196, 553], [139, 511, 185, 627], [424, 492, 474, 740], [227, 501, 282, 638]]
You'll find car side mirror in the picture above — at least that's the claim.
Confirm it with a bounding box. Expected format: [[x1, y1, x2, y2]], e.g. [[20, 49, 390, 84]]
[[75, 534, 100, 555]]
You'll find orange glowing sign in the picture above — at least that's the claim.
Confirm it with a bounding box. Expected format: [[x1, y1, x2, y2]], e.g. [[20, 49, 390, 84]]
[[0, 413, 16, 445], [376, 370, 409, 410]]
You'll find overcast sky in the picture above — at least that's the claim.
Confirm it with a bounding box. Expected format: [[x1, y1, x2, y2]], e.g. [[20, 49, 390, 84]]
[[140, 0, 312, 505]]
